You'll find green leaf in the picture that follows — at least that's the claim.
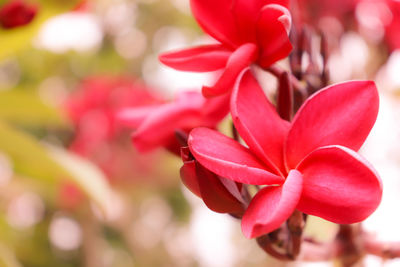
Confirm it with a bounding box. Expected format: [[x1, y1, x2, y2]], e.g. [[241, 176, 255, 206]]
[[47, 145, 118, 218], [0, 121, 67, 185], [0, 0, 79, 60], [0, 90, 69, 127], [0, 121, 114, 215]]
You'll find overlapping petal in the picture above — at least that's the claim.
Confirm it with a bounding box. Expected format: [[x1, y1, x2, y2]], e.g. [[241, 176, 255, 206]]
[[159, 44, 231, 72], [190, 0, 240, 47], [233, 0, 290, 43], [201, 93, 231, 125], [132, 103, 202, 152], [180, 157, 202, 198], [195, 161, 246, 215], [188, 127, 284, 185], [202, 43, 258, 97], [117, 105, 161, 129], [231, 69, 289, 174], [256, 4, 293, 68], [181, 147, 246, 215], [285, 81, 379, 169], [241, 170, 303, 238], [296, 145, 382, 224]]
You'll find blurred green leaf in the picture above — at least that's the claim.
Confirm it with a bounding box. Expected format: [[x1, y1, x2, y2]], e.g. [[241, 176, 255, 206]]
[[47, 145, 117, 218], [0, 90, 69, 127], [0, 121, 67, 185], [0, 0, 79, 60], [0, 122, 114, 214]]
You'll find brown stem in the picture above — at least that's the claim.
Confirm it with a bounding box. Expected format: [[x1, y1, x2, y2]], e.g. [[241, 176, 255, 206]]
[[277, 71, 294, 121], [257, 234, 293, 261], [320, 31, 330, 87], [266, 65, 307, 101], [287, 210, 305, 259], [299, 226, 400, 264], [231, 122, 239, 141], [336, 225, 363, 267], [363, 233, 400, 259]]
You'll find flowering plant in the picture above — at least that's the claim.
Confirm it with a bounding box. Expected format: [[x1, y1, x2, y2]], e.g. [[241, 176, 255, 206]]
[[122, 0, 394, 263]]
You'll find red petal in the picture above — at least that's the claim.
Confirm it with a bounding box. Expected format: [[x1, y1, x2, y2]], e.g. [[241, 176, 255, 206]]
[[241, 170, 303, 238], [132, 103, 202, 152], [190, 0, 240, 47], [202, 93, 231, 125], [181, 147, 245, 215], [188, 127, 283, 185], [196, 161, 246, 215], [180, 159, 202, 198], [233, 0, 290, 42], [256, 4, 293, 68], [202, 43, 258, 97], [117, 105, 160, 129], [296, 145, 382, 224], [285, 81, 379, 169], [159, 44, 231, 72], [231, 69, 289, 175]]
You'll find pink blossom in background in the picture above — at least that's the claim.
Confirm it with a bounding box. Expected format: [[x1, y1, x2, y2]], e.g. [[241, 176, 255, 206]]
[[159, 0, 292, 97], [65, 76, 162, 182], [188, 69, 382, 238], [118, 90, 230, 155], [383, 0, 400, 51], [293, 0, 359, 26], [356, 0, 400, 51]]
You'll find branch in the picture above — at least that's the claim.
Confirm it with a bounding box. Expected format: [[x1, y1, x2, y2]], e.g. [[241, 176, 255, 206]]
[[266, 65, 307, 101]]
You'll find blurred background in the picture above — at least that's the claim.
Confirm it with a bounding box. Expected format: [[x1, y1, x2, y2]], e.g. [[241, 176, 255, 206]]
[[0, 0, 400, 266]]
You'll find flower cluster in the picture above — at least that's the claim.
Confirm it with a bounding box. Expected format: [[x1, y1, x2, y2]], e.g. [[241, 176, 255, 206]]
[[120, 0, 383, 258]]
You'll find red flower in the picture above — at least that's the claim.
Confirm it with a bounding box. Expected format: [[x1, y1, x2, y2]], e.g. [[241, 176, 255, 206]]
[[0, 0, 37, 29], [66, 76, 161, 181], [66, 76, 160, 153], [118, 91, 230, 155], [159, 0, 292, 97], [180, 147, 246, 216], [188, 69, 382, 238]]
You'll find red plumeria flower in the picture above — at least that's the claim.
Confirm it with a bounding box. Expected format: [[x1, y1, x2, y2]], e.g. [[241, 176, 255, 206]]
[[66, 76, 160, 155], [180, 147, 246, 216], [159, 0, 292, 97], [0, 0, 37, 29], [118, 91, 230, 155], [188, 69, 382, 238]]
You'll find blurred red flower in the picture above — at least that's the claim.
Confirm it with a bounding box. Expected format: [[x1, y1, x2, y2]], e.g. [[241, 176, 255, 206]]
[[66, 76, 162, 182], [118, 90, 230, 155], [0, 0, 37, 29], [380, 0, 400, 51]]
